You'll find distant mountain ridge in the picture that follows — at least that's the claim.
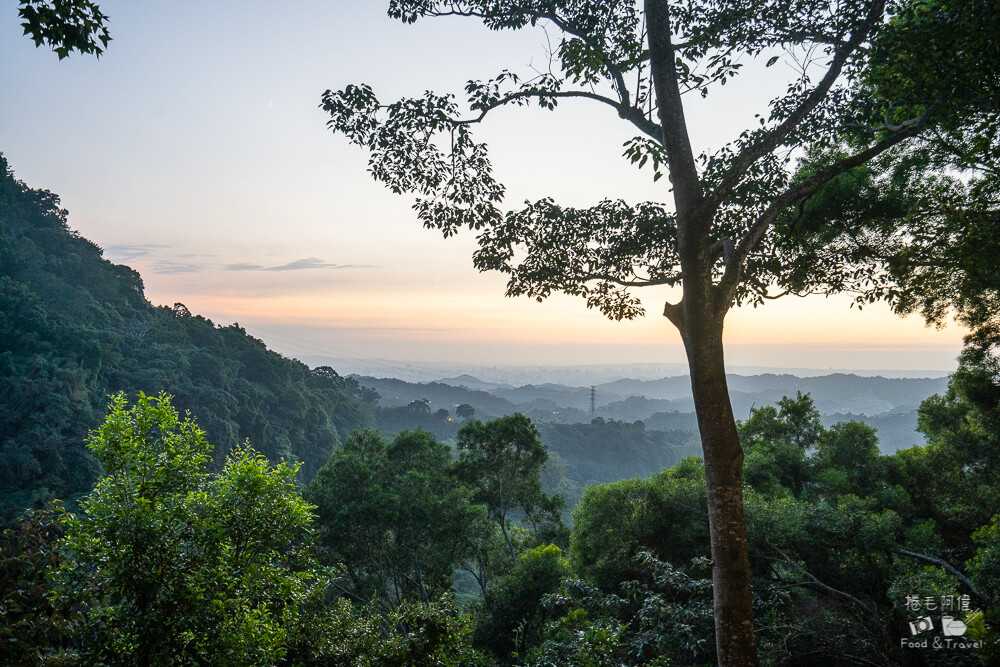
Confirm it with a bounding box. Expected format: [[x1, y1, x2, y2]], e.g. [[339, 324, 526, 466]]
[[429, 372, 947, 416], [301, 355, 951, 385], [359, 371, 947, 452]]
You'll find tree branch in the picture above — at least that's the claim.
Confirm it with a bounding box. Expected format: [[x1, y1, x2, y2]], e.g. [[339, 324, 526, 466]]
[[702, 0, 887, 219], [768, 543, 873, 614], [718, 111, 933, 307], [645, 0, 701, 216], [582, 271, 681, 288], [429, 4, 661, 140], [662, 300, 684, 328], [456, 89, 660, 140], [894, 549, 993, 605]]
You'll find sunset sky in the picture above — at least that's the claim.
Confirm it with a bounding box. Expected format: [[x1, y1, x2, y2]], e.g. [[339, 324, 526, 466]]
[[0, 0, 966, 372]]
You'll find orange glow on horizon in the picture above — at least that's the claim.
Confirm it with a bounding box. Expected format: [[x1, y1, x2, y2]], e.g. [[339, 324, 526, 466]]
[[149, 285, 966, 352]]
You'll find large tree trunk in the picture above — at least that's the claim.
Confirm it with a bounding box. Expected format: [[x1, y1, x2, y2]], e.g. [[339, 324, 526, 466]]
[[680, 301, 758, 666], [645, 1, 759, 661]]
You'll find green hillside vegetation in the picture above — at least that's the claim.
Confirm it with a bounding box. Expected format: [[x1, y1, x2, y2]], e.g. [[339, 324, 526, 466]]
[[537, 419, 699, 507], [4, 357, 999, 665], [0, 155, 374, 521]]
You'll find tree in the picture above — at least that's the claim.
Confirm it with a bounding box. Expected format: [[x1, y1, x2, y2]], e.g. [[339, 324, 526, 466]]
[[570, 456, 708, 590], [454, 414, 564, 564], [811, 420, 883, 498], [456, 403, 476, 421], [58, 393, 324, 665], [739, 393, 820, 496], [472, 544, 569, 662], [17, 0, 111, 59], [323, 2, 998, 662], [408, 398, 432, 413], [0, 503, 78, 665], [305, 429, 483, 608]]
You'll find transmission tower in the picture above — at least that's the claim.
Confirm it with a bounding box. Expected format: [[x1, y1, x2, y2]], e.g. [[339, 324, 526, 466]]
[[589, 385, 596, 418]]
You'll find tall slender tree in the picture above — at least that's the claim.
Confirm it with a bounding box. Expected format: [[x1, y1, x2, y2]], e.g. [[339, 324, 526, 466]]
[[323, 2, 998, 663]]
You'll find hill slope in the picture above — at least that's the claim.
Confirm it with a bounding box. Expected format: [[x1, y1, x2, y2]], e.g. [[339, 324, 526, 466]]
[[0, 156, 373, 520]]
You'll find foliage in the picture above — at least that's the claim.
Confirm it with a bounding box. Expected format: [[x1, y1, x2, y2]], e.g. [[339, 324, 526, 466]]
[[777, 0, 1000, 331], [17, 0, 110, 59], [375, 402, 458, 440], [739, 393, 820, 496], [322, 0, 999, 321], [2, 354, 999, 664], [811, 420, 883, 498], [570, 456, 708, 591], [969, 516, 1000, 602], [537, 419, 697, 494], [529, 553, 715, 667], [0, 503, 79, 666], [555, 372, 1000, 665], [454, 415, 566, 564], [57, 393, 325, 665], [472, 544, 569, 663], [284, 593, 486, 667], [305, 429, 484, 608], [323, 2, 1000, 659], [887, 343, 1000, 563]]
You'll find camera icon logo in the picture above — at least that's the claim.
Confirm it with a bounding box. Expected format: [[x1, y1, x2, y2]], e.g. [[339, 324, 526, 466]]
[[909, 616, 934, 635]]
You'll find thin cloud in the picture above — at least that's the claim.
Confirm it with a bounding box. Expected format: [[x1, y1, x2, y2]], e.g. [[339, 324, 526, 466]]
[[152, 260, 204, 274], [103, 243, 168, 262], [225, 257, 373, 272]]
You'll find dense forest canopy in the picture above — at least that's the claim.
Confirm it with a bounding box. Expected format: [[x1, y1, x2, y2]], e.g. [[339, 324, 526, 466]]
[[4, 359, 1000, 665]]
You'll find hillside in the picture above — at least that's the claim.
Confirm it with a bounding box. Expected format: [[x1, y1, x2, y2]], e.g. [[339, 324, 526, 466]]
[[0, 156, 373, 520]]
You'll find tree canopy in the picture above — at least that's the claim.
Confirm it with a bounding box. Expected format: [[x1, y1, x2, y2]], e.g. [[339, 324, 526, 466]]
[[325, 0, 995, 321], [57, 393, 324, 665]]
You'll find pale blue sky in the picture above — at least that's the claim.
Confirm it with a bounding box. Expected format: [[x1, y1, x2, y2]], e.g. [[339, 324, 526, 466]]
[[0, 1, 965, 370]]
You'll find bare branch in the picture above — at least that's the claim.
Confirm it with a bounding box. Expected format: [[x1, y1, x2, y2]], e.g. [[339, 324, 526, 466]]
[[535, 9, 659, 139]]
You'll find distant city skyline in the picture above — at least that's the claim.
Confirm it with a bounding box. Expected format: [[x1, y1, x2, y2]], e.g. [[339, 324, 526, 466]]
[[1, 1, 966, 371]]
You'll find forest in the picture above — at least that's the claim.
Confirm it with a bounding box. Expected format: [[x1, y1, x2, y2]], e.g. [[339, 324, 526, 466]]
[[2, 152, 1000, 665], [5, 0, 1000, 664]]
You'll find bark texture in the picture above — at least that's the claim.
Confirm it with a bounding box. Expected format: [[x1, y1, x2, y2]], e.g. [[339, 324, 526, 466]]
[[682, 310, 758, 666]]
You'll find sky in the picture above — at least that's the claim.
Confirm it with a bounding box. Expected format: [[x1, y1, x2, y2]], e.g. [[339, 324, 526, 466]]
[[0, 0, 967, 373]]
